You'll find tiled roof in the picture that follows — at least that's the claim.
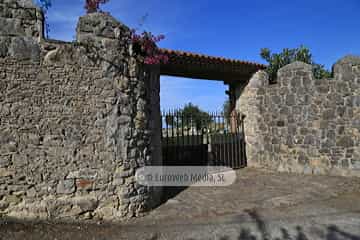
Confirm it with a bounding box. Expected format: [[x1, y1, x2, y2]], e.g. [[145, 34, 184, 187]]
[[159, 48, 267, 82], [159, 48, 266, 69]]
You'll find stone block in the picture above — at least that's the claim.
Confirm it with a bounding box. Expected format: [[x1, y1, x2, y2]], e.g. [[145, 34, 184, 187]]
[[73, 197, 98, 213], [304, 135, 316, 145], [0, 141, 17, 154], [0, 17, 25, 36], [0, 36, 11, 57], [0, 156, 11, 167], [8, 37, 40, 60], [76, 179, 94, 191], [11, 153, 28, 167], [247, 71, 268, 88], [0, 168, 15, 178], [285, 94, 296, 106], [337, 136, 354, 148], [3, 195, 22, 205], [56, 179, 75, 195]]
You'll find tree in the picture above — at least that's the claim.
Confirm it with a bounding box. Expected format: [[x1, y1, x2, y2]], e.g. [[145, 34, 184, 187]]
[[180, 103, 212, 131], [260, 46, 332, 82], [164, 104, 212, 131], [223, 100, 231, 119]]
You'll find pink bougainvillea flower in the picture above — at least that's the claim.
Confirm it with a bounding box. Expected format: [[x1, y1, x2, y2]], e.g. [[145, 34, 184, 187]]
[[131, 30, 168, 65]]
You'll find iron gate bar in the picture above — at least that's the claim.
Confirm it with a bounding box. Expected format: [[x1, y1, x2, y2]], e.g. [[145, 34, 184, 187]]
[[161, 110, 246, 168]]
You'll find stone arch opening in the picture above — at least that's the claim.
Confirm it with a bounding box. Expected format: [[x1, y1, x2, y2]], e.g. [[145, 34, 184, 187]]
[[156, 48, 266, 164], [148, 49, 266, 203]]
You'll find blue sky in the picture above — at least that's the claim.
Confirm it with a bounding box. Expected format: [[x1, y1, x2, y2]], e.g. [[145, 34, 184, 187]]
[[42, 0, 360, 111]]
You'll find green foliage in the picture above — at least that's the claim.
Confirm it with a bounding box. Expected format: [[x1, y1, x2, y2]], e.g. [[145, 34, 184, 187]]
[[223, 100, 231, 119], [181, 103, 212, 131], [312, 63, 333, 79], [260, 46, 332, 82], [165, 103, 212, 131]]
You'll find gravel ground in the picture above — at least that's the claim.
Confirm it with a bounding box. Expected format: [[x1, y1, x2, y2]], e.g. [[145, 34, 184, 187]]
[[1, 168, 360, 240]]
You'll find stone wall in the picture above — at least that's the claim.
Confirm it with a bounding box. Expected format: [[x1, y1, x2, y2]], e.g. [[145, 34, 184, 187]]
[[236, 58, 360, 177], [0, 0, 162, 221], [0, 0, 43, 60]]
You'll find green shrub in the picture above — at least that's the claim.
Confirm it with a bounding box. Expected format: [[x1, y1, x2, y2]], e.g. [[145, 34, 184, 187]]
[[260, 46, 332, 83]]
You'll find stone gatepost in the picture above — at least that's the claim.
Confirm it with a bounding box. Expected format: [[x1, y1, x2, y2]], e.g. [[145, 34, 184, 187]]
[[76, 13, 163, 219], [236, 71, 270, 168]]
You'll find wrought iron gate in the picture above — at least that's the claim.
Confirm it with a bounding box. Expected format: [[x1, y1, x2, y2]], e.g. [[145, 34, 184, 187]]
[[161, 110, 246, 168]]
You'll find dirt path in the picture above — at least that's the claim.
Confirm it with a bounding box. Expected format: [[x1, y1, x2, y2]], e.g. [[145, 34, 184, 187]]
[[1, 168, 360, 240]]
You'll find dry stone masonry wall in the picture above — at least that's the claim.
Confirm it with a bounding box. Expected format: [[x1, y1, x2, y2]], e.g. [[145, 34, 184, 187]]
[[1, 0, 359, 223], [237, 58, 360, 177], [0, 0, 162, 221], [0, 0, 43, 60]]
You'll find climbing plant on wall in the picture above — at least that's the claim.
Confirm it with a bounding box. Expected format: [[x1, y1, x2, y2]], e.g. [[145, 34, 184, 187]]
[[34, 0, 167, 65], [131, 31, 169, 65], [84, 0, 109, 13]]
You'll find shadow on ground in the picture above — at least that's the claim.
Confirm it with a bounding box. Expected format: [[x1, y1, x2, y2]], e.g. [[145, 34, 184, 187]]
[[1, 208, 359, 240], [221, 209, 360, 240], [147, 209, 360, 240], [161, 186, 188, 203]]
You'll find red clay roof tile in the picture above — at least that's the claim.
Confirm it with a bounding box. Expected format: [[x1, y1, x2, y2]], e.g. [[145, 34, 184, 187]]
[[159, 48, 266, 69]]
